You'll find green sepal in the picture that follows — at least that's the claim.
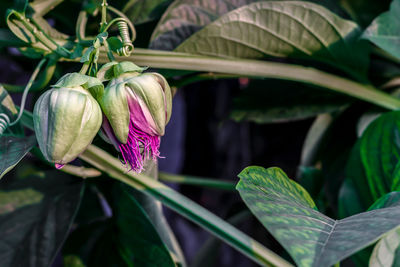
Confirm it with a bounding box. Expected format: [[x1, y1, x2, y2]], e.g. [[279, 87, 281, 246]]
[[97, 62, 119, 82], [53, 73, 104, 99], [100, 79, 130, 143], [114, 61, 148, 77], [97, 61, 147, 82]]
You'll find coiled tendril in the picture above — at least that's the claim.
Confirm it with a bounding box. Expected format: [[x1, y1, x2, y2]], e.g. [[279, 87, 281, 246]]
[[116, 21, 134, 56]]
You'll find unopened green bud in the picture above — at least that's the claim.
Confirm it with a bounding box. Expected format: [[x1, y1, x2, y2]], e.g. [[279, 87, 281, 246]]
[[33, 73, 103, 168]]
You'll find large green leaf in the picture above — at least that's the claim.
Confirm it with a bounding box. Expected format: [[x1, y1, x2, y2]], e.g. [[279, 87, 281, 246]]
[[151, 0, 348, 50], [363, 0, 400, 60], [360, 111, 400, 200], [0, 135, 36, 178], [0, 166, 84, 267], [150, 0, 257, 50], [175, 1, 369, 79], [237, 166, 400, 267]]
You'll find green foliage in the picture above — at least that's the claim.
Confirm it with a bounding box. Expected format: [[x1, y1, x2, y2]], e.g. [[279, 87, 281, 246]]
[[3, 0, 400, 266], [237, 166, 400, 267]]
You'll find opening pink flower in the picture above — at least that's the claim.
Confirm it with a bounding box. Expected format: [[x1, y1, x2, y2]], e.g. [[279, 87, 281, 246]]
[[97, 62, 172, 172]]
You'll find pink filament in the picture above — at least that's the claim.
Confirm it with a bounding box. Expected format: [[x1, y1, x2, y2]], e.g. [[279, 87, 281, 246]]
[[118, 121, 160, 173]]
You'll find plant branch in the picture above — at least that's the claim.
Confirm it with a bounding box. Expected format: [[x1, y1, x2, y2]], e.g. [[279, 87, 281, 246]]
[[79, 145, 293, 267], [159, 172, 236, 191], [87, 49, 400, 110]]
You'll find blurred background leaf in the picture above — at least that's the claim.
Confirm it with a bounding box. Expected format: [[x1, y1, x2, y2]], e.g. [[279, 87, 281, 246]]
[[0, 164, 84, 267]]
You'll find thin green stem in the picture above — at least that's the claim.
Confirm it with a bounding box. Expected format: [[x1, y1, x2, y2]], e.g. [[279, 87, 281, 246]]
[[92, 49, 400, 110], [9, 58, 46, 126], [159, 172, 236, 191], [79, 145, 293, 267], [2, 58, 56, 92], [79, 61, 90, 74], [100, 0, 108, 32]]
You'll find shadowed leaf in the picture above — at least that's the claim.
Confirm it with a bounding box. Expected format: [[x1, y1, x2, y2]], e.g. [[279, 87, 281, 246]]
[[363, 0, 400, 60], [175, 1, 369, 79], [0, 168, 84, 267], [0, 135, 36, 178]]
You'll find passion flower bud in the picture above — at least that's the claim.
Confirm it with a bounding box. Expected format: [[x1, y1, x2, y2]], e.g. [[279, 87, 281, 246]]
[[33, 73, 103, 168], [96, 61, 172, 172]]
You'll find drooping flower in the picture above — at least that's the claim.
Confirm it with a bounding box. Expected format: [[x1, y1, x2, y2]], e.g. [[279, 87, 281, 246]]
[[33, 73, 103, 168], [97, 61, 172, 172]]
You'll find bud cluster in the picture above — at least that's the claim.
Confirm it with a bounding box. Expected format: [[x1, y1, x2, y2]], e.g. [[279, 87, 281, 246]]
[[33, 62, 172, 172]]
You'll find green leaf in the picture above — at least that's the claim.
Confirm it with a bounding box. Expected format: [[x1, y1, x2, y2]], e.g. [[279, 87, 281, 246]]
[[363, 0, 400, 60], [175, 1, 369, 79], [0, 135, 36, 178], [237, 166, 400, 267], [151, 0, 346, 50], [0, 167, 84, 267], [360, 111, 400, 200], [368, 192, 400, 211], [150, 0, 257, 50]]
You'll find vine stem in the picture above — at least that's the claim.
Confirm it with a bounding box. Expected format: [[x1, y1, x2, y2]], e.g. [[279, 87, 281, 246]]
[[9, 58, 46, 126], [91, 49, 400, 110], [79, 61, 90, 75], [79, 145, 294, 267], [100, 0, 108, 32]]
